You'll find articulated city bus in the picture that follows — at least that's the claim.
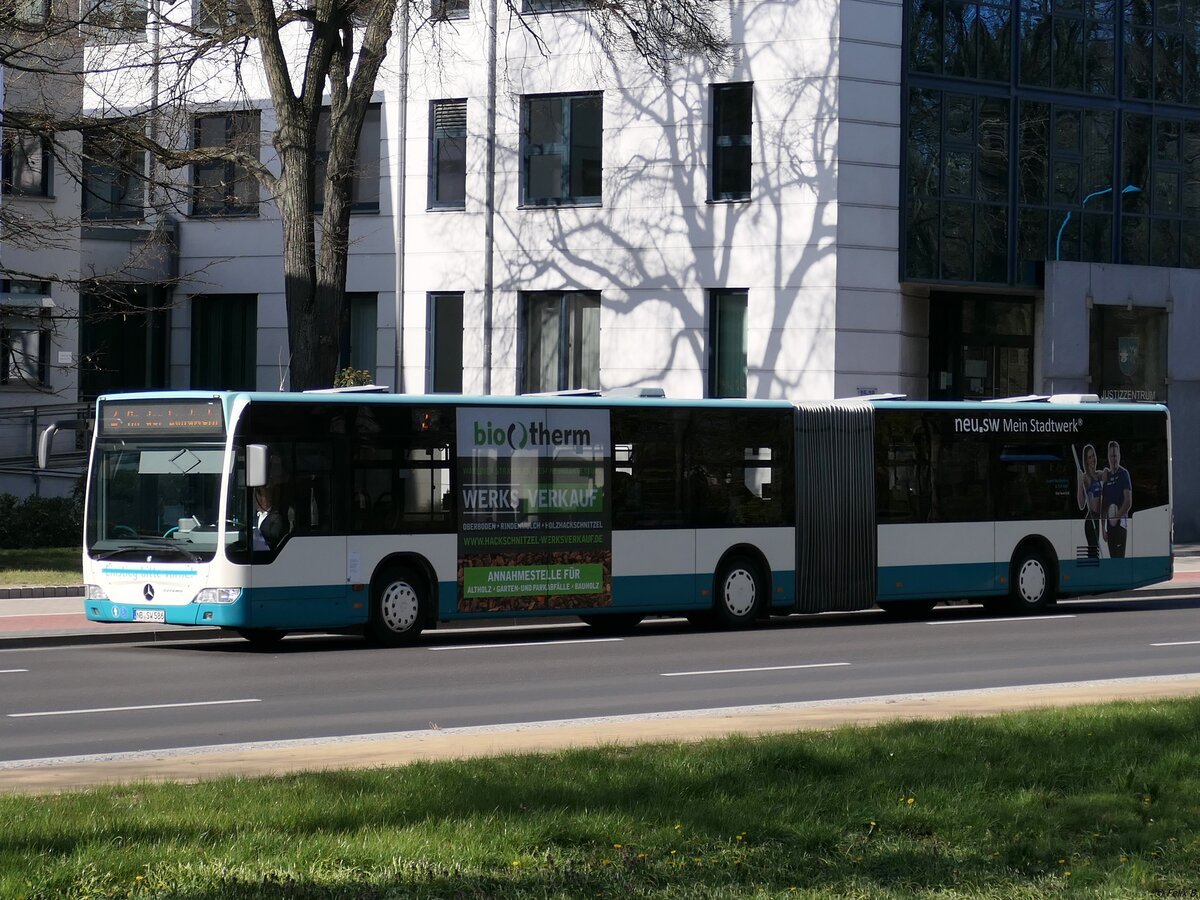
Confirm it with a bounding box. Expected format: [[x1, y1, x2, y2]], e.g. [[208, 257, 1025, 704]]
[[58, 390, 1171, 646]]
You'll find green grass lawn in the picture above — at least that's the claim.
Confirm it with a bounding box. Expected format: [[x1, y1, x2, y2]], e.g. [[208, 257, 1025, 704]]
[[0, 547, 81, 587], [2, 697, 1199, 898]]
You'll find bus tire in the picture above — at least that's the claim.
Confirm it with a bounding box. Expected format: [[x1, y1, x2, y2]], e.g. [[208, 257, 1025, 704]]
[[368, 566, 428, 646], [236, 628, 287, 649], [713, 555, 763, 628], [579, 613, 643, 634], [1008, 547, 1057, 613]]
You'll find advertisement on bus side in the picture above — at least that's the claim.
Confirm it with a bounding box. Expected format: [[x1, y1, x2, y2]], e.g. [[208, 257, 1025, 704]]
[[455, 407, 612, 612]]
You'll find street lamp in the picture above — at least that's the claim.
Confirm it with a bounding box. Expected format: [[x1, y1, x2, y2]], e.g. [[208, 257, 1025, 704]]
[[1055, 184, 1142, 260]]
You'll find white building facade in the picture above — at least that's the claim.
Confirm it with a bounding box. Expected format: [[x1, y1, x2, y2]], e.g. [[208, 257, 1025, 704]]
[[68, 0, 913, 405], [8, 0, 1200, 537]]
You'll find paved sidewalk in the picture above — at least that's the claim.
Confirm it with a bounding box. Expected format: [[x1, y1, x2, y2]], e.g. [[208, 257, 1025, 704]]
[[2, 551, 1198, 649]]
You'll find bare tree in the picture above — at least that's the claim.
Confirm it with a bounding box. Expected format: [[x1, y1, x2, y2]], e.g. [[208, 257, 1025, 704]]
[[4, 0, 729, 391]]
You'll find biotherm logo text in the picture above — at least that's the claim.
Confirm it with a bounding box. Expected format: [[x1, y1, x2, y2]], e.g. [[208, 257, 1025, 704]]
[[472, 420, 592, 450]]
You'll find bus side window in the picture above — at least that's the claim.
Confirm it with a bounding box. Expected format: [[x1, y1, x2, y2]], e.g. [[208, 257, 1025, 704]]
[[875, 412, 931, 523], [997, 445, 1072, 520], [928, 436, 989, 523]]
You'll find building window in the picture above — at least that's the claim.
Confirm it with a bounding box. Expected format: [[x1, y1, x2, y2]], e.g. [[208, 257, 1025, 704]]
[[1122, 0, 1200, 104], [428, 292, 463, 392], [79, 284, 168, 398], [81, 131, 145, 221], [87, 0, 148, 42], [2, 131, 53, 197], [905, 88, 1010, 283], [340, 293, 378, 379], [0, 281, 51, 388], [524, 0, 585, 10], [12, 0, 50, 24], [192, 0, 252, 32], [314, 104, 381, 213], [191, 295, 257, 390], [1018, 0, 1113, 93], [709, 289, 747, 398], [429, 99, 467, 209], [522, 93, 602, 206], [193, 111, 260, 217], [521, 291, 599, 393], [1089, 305, 1167, 402], [1121, 113, 1200, 267], [432, 0, 468, 18], [928, 294, 1033, 399], [712, 84, 752, 201], [1017, 102, 1118, 268], [904, 0, 1200, 283]]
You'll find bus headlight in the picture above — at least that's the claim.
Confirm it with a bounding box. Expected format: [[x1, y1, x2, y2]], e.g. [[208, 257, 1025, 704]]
[[85, 584, 108, 600], [193, 588, 243, 605]]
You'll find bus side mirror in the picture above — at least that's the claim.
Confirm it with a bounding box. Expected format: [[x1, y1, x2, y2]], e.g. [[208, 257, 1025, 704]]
[[246, 444, 270, 488], [37, 419, 89, 469]]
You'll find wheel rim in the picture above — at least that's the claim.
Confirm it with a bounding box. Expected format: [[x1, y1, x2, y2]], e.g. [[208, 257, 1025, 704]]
[[379, 579, 420, 633], [722, 567, 757, 618], [1017, 558, 1046, 604]]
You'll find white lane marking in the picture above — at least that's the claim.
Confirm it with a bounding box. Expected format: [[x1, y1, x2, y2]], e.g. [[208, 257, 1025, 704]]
[[662, 662, 851, 677], [1151, 640, 1200, 647], [433, 618, 687, 637], [8, 698, 261, 718], [0, 669, 29, 674], [928, 614, 1077, 625], [429, 637, 624, 651], [6, 673, 1200, 771]]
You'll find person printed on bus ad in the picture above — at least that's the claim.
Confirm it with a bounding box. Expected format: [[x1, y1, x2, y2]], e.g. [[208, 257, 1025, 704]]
[[1102, 440, 1132, 558], [1075, 443, 1105, 559], [254, 484, 289, 551]]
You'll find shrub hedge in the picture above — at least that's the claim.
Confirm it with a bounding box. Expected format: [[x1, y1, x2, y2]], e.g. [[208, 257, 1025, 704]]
[[0, 492, 84, 549]]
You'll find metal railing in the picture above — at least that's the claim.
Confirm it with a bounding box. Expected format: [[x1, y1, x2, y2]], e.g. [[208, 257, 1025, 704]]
[[0, 401, 94, 494]]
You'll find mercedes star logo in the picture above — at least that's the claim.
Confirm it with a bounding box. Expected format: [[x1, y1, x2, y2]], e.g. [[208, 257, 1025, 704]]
[[143, 584, 155, 601]]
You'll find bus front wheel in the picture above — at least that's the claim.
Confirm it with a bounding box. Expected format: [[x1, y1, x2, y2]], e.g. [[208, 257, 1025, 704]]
[[1008, 548, 1057, 613], [713, 556, 763, 628], [368, 566, 428, 646]]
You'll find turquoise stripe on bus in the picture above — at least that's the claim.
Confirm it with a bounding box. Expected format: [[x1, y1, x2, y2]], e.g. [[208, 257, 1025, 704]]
[[437, 571, 797, 620], [1058, 555, 1172, 595], [86, 586, 365, 630], [239, 585, 364, 629], [878, 563, 1000, 600], [878, 556, 1173, 601]]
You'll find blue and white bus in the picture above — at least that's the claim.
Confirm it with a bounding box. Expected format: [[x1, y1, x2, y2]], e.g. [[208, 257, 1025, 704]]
[[58, 390, 1171, 646]]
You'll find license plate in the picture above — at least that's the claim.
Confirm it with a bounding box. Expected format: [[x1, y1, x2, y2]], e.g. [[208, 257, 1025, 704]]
[[133, 609, 166, 623]]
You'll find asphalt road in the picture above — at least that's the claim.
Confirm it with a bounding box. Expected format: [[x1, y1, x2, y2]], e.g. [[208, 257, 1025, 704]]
[[2, 591, 1199, 767]]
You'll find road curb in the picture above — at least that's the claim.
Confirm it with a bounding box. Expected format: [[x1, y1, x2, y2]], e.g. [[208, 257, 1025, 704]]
[[0, 627, 228, 650], [0, 585, 84, 600]]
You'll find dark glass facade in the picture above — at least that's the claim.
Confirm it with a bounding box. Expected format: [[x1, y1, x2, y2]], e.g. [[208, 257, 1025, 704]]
[[904, 0, 1200, 284]]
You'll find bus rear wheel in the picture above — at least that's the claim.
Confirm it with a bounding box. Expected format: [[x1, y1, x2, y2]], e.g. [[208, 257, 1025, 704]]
[[1008, 548, 1057, 614], [713, 555, 764, 628], [368, 566, 428, 646]]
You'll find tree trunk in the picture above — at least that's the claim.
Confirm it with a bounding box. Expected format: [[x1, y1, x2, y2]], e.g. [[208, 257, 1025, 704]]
[[275, 145, 328, 391]]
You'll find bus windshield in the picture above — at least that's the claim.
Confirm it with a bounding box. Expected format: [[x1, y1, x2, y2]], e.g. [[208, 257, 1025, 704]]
[[85, 440, 227, 562]]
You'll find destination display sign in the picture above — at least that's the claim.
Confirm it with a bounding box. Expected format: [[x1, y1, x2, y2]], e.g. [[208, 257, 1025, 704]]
[[98, 400, 225, 437]]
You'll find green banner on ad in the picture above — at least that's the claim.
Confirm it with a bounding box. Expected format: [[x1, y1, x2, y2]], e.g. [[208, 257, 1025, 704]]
[[463, 563, 607, 598]]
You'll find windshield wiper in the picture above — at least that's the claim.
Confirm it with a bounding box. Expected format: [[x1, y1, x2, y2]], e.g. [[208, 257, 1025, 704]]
[[91, 540, 201, 563], [140, 538, 202, 562], [92, 545, 142, 561]]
